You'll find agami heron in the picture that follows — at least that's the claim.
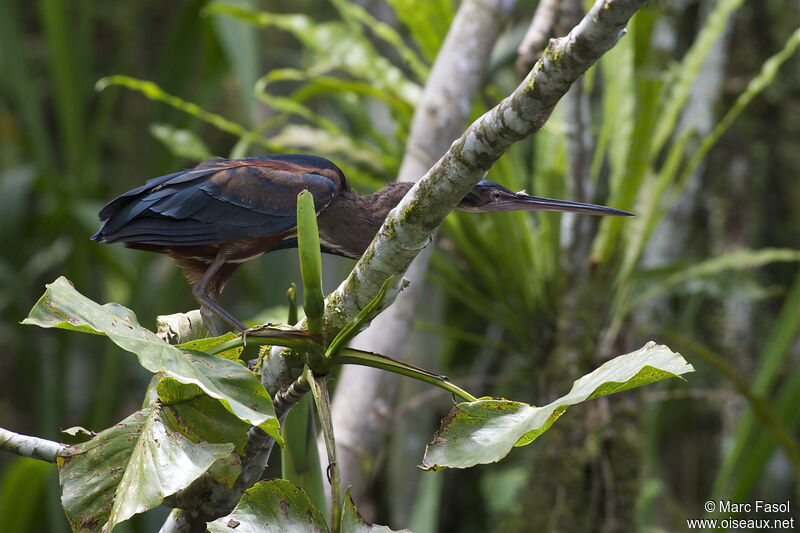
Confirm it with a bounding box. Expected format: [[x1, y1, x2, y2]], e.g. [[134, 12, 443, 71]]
[[92, 154, 633, 333]]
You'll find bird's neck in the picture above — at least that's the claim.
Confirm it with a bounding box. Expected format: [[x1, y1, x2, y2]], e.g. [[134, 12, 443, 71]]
[[316, 181, 414, 259]]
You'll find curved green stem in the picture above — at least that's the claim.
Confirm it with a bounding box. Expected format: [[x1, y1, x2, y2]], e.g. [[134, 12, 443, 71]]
[[206, 330, 321, 357], [332, 348, 479, 403]]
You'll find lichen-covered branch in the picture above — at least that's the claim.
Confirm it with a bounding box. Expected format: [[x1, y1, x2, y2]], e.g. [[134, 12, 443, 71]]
[[324, 0, 647, 335], [0, 426, 64, 463]]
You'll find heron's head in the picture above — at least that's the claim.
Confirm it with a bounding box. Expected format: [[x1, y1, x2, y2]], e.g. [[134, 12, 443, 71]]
[[457, 180, 634, 217]]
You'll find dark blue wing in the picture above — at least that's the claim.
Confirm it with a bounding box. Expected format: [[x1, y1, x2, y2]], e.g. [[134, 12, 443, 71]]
[[92, 156, 341, 246]]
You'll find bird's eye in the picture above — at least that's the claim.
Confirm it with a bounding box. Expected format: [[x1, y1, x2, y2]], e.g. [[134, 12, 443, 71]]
[[491, 190, 502, 201]]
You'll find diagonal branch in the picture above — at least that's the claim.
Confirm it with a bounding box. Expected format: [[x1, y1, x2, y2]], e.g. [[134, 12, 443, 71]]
[[324, 0, 646, 337]]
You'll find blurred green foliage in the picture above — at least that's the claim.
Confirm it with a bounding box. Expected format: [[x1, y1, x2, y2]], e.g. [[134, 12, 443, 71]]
[[0, 0, 797, 532]]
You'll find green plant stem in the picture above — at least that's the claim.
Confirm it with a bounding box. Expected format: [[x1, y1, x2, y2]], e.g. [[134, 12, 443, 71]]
[[305, 367, 341, 533], [325, 276, 395, 358], [206, 333, 479, 403], [205, 331, 321, 356], [332, 348, 479, 403], [296, 190, 324, 337]]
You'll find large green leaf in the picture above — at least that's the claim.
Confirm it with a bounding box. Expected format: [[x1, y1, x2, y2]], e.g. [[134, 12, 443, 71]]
[[23, 277, 281, 441], [58, 405, 234, 532], [421, 342, 693, 470], [207, 479, 328, 533], [206, 481, 409, 533], [176, 331, 242, 361], [157, 377, 251, 456]]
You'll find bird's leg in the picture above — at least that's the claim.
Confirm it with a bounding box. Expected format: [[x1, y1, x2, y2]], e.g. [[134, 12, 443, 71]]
[[192, 251, 247, 336]]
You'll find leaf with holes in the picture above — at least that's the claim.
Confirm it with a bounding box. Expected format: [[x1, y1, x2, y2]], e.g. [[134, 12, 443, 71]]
[[207, 479, 328, 533], [58, 405, 234, 532], [421, 342, 693, 470], [23, 277, 281, 443]]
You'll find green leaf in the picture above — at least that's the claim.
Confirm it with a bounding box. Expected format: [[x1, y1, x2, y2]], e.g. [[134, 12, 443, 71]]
[[207, 479, 328, 533], [254, 70, 399, 172], [23, 277, 281, 441], [385, 0, 454, 62], [207, 3, 422, 104], [329, 0, 428, 81], [650, 0, 746, 158], [297, 191, 324, 337], [713, 273, 800, 500], [341, 487, 412, 532], [157, 377, 251, 456], [675, 28, 800, 189], [149, 123, 212, 160], [269, 123, 392, 175], [281, 395, 326, 518], [97, 75, 279, 152], [326, 276, 395, 357], [420, 342, 693, 470], [176, 331, 242, 361], [58, 405, 234, 532], [629, 248, 800, 310], [614, 32, 799, 291]]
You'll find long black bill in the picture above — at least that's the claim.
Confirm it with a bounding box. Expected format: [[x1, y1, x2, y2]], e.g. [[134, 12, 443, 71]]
[[491, 194, 634, 216], [457, 180, 635, 217]]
